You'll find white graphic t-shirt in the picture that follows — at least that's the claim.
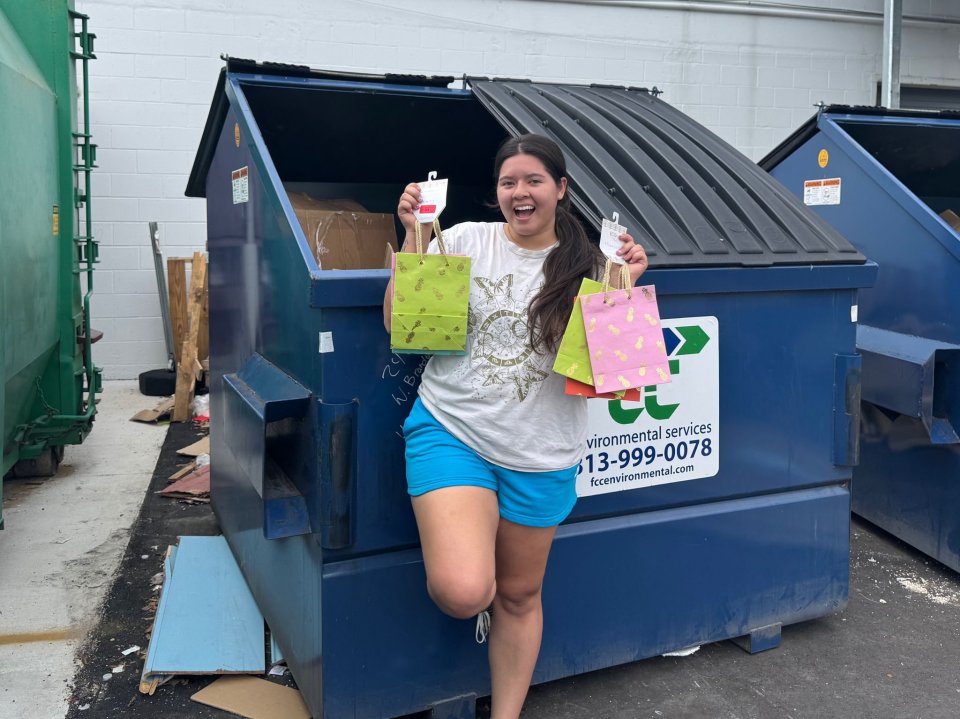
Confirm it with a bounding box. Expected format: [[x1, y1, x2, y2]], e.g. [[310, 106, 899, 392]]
[[417, 221, 588, 471]]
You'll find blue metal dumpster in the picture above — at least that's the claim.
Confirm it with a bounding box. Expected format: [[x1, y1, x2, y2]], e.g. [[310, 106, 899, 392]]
[[187, 60, 876, 719], [761, 106, 960, 573]]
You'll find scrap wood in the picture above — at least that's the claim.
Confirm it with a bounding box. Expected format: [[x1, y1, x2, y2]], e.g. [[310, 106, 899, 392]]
[[168, 462, 197, 482], [173, 252, 207, 422], [159, 465, 210, 499], [176, 435, 209, 457], [191, 676, 309, 719]]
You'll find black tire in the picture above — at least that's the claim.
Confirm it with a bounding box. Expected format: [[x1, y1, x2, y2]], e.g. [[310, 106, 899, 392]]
[[139, 368, 177, 397], [9, 445, 63, 478]]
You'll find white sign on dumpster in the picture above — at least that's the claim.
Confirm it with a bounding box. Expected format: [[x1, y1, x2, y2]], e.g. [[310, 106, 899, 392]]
[[803, 177, 841, 206], [232, 166, 249, 204], [576, 316, 719, 497]]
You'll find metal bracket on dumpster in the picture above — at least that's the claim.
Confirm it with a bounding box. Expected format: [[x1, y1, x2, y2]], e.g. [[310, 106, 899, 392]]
[[222, 354, 313, 539], [834, 353, 862, 467], [857, 325, 960, 445], [317, 400, 358, 550]]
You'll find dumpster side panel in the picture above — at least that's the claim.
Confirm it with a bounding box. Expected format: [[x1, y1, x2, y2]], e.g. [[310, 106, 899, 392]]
[[317, 485, 849, 718], [207, 105, 328, 713], [571, 282, 861, 522], [1, 10, 59, 472], [767, 126, 960, 343], [856, 405, 960, 570], [1, 2, 97, 494]]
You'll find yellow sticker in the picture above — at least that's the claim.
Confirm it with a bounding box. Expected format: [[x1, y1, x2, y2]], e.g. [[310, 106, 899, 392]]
[[234, 123, 241, 147], [818, 149, 829, 168], [52, 205, 59, 236]]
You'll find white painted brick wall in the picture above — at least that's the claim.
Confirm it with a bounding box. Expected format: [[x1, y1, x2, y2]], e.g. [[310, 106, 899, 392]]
[[73, 0, 960, 378]]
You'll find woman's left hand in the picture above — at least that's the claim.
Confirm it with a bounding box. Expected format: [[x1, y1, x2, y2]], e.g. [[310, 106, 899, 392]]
[[617, 233, 648, 285]]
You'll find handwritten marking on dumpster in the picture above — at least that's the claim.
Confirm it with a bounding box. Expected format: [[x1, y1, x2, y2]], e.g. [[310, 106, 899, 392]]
[[382, 353, 429, 437], [232, 166, 249, 204], [803, 177, 840, 206], [577, 316, 719, 496]]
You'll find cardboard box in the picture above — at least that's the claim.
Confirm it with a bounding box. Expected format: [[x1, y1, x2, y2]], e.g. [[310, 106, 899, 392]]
[[940, 209, 960, 234], [288, 193, 398, 270]]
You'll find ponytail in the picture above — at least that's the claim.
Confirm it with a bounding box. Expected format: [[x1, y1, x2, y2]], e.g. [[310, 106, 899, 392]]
[[528, 200, 604, 354]]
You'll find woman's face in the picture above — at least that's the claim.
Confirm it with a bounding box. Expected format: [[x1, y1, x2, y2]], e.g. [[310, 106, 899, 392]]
[[496, 153, 567, 242]]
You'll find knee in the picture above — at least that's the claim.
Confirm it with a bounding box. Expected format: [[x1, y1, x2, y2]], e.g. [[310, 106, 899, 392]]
[[495, 580, 543, 617], [426, 574, 495, 620]]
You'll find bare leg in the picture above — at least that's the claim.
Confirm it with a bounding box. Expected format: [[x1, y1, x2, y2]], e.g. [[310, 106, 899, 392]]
[[411, 486, 500, 618], [488, 519, 557, 719]]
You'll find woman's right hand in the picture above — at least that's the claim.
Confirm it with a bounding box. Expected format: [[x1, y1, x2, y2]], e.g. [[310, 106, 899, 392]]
[[398, 182, 424, 233]]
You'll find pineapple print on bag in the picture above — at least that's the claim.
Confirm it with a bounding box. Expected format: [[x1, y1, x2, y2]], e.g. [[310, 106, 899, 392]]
[[390, 218, 471, 355], [575, 260, 671, 391]]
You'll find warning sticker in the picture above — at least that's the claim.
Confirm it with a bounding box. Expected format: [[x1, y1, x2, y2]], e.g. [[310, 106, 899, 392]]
[[803, 177, 841, 206], [232, 167, 249, 204]]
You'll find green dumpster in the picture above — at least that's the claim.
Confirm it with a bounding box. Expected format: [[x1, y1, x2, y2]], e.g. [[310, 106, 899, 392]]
[[1, 0, 100, 528]]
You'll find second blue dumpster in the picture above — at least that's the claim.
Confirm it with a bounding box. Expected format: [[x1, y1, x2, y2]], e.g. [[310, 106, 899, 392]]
[[187, 60, 876, 719], [761, 105, 960, 573]]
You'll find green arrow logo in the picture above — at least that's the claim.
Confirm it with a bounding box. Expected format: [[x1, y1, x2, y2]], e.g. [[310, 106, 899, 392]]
[[675, 325, 709, 355]]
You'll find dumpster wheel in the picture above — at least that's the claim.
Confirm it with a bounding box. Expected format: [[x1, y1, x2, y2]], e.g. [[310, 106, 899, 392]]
[[9, 445, 65, 479]]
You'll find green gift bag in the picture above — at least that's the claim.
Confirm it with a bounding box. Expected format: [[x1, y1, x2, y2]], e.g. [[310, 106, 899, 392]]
[[390, 220, 471, 355], [552, 276, 604, 384]]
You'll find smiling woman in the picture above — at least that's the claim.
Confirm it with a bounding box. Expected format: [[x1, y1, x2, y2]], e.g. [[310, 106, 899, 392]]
[[382, 133, 649, 719]]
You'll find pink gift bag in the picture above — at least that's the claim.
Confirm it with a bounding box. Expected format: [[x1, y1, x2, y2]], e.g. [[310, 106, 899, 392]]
[[578, 261, 671, 393]]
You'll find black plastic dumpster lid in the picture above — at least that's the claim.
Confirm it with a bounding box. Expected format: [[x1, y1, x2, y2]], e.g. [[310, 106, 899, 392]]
[[186, 65, 865, 268], [469, 79, 866, 267]]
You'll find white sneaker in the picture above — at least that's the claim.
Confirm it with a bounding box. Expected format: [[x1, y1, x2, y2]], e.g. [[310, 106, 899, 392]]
[[475, 608, 491, 644]]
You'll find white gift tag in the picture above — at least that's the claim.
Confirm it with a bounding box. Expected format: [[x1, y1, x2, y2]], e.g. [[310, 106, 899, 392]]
[[413, 171, 448, 223], [599, 212, 627, 264]]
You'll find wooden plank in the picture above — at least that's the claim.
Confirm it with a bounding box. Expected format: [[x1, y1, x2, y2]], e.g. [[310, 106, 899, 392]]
[[173, 252, 207, 422], [167, 258, 189, 366], [197, 265, 209, 364]]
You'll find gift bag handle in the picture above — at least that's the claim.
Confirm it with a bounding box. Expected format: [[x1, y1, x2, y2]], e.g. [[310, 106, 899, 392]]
[[414, 219, 449, 265], [600, 259, 632, 305]]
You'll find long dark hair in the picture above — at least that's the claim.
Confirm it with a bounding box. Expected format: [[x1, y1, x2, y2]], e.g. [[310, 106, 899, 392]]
[[493, 134, 604, 355]]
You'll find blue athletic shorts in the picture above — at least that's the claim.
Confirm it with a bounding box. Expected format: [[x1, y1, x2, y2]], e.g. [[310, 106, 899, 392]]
[[403, 398, 579, 528]]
